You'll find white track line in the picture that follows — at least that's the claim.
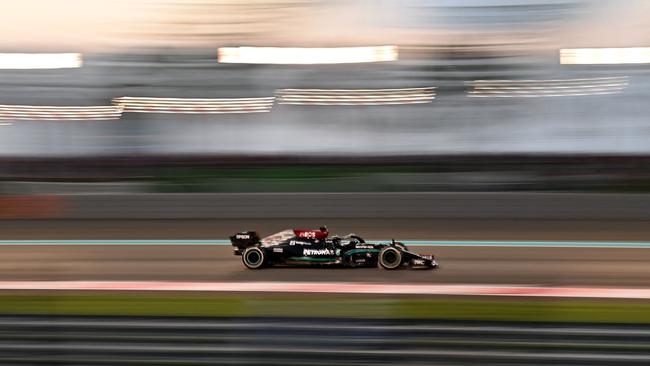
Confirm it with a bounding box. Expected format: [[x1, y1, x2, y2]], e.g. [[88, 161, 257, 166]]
[[0, 281, 649, 299]]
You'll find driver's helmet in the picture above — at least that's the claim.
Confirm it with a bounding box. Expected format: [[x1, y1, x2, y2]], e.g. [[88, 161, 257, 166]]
[[338, 236, 356, 246], [319, 225, 328, 233]]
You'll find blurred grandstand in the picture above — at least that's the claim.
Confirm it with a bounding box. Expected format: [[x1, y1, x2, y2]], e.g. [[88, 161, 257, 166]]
[[0, 0, 649, 192]]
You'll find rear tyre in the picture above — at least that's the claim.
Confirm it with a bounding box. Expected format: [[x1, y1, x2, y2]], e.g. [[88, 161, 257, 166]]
[[378, 247, 403, 270], [242, 247, 266, 269]]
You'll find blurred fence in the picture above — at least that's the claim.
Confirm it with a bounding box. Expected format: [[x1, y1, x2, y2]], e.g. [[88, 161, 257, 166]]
[[1, 192, 649, 220], [3, 155, 650, 194], [1, 315, 649, 365]]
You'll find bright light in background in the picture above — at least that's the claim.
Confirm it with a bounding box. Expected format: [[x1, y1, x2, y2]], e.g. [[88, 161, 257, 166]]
[[276, 87, 435, 105], [114, 96, 275, 114], [0, 105, 122, 120], [0, 53, 82, 69], [0, 0, 148, 52], [218, 46, 398, 64], [560, 48, 650, 64], [467, 77, 628, 98]]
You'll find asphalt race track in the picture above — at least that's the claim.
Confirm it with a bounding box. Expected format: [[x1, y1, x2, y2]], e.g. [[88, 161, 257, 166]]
[[0, 218, 648, 286]]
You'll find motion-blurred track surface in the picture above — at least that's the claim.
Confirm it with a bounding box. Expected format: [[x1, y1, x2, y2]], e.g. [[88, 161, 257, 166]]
[[1, 219, 649, 286]]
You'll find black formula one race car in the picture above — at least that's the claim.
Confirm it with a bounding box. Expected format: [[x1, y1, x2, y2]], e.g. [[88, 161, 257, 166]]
[[230, 227, 438, 270]]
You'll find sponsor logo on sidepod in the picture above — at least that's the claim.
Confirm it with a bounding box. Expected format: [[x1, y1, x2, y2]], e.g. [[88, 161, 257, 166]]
[[303, 248, 333, 256]]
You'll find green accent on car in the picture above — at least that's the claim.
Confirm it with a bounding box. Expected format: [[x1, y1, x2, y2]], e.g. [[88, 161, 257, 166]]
[[288, 256, 336, 262], [343, 249, 381, 256]]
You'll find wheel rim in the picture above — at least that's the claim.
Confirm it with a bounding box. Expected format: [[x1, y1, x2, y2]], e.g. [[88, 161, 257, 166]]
[[381, 248, 401, 268], [245, 249, 262, 266]]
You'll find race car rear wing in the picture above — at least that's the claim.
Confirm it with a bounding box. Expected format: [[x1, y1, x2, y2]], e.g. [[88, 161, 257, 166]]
[[230, 231, 261, 255]]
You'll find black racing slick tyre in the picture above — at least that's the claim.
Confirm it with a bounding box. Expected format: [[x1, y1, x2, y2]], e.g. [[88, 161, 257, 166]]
[[242, 247, 266, 269], [378, 246, 403, 270]]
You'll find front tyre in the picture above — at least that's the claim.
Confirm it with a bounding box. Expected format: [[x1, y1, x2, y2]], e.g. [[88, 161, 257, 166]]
[[242, 247, 266, 269], [378, 247, 403, 270]]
